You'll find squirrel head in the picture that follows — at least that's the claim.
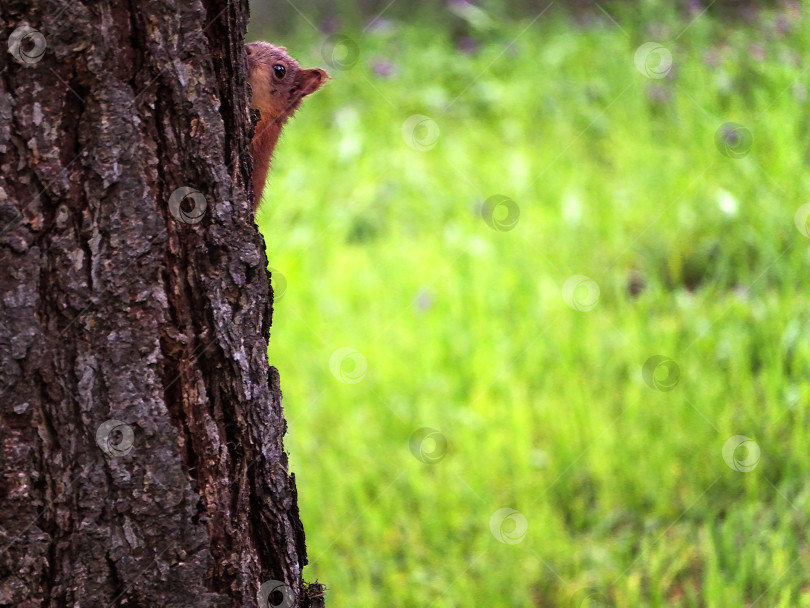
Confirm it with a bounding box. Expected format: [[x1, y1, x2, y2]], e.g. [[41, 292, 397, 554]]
[[246, 42, 328, 126]]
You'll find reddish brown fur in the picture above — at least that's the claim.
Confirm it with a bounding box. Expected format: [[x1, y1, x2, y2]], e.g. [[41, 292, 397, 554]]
[[246, 42, 328, 211]]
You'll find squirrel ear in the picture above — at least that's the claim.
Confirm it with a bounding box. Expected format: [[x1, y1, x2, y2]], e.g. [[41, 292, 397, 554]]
[[297, 68, 329, 97]]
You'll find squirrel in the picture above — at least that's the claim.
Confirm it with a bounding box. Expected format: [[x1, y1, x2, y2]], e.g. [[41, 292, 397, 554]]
[[246, 42, 328, 210]]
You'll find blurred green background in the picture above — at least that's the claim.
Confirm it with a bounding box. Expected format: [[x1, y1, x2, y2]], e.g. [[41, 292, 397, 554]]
[[248, 1, 810, 606]]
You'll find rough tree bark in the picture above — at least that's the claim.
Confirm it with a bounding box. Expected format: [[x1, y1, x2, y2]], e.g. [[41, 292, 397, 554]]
[[0, 1, 322, 606]]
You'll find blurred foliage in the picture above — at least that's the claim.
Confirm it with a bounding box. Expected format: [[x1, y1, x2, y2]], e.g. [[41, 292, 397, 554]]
[[250, 1, 810, 606], [253, 0, 785, 36]]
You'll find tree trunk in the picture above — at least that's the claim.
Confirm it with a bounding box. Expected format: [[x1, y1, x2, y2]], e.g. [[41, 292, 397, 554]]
[[0, 1, 322, 606]]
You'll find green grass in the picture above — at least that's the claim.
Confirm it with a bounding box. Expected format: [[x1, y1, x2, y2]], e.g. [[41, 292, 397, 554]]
[[253, 5, 810, 606]]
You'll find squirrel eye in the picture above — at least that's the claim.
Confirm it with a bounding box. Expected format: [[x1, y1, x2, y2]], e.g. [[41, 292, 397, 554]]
[[273, 64, 286, 78]]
